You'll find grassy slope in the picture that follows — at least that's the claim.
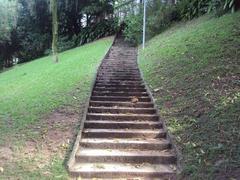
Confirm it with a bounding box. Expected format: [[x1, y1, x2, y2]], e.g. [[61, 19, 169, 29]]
[[0, 37, 113, 137], [0, 37, 113, 178], [139, 12, 240, 179]]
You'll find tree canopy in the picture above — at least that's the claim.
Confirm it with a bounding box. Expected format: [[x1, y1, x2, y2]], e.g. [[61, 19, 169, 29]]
[[0, 0, 118, 69]]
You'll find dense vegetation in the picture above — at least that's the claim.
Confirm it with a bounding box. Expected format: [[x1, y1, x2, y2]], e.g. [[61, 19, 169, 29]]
[[0, 0, 117, 69], [123, 0, 240, 44], [139, 12, 240, 179]]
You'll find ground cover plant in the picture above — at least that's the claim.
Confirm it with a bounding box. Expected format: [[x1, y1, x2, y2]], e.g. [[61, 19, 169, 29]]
[[139, 12, 240, 179]]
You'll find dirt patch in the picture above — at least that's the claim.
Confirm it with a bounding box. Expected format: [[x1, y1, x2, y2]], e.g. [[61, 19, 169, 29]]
[[1, 105, 83, 174], [0, 146, 14, 165], [23, 106, 80, 159]]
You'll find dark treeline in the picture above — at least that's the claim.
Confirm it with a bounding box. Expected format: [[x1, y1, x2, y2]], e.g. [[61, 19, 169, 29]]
[[0, 0, 118, 69]]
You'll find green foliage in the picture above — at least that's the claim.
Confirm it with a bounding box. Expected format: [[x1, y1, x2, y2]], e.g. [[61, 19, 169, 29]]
[[208, 0, 236, 16], [76, 19, 118, 45], [176, 0, 209, 20], [177, 0, 237, 20], [0, 0, 18, 69], [124, 14, 143, 45], [0, 0, 117, 69], [123, 1, 179, 45], [139, 12, 240, 179]]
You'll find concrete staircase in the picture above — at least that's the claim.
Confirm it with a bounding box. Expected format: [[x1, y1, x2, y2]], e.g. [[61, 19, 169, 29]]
[[68, 37, 177, 179]]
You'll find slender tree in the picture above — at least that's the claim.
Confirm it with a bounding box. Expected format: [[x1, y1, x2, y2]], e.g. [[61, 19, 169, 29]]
[[51, 0, 58, 63]]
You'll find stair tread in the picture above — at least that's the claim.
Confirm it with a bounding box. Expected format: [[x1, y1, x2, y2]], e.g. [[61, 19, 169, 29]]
[[77, 148, 175, 157], [70, 162, 176, 173], [80, 138, 169, 144], [83, 129, 164, 133], [85, 120, 161, 124], [87, 113, 158, 116], [89, 107, 154, 110]]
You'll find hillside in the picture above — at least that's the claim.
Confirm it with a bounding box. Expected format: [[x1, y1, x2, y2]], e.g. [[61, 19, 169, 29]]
[[0, 37, 113, 178], [139, 12, 240, 179]]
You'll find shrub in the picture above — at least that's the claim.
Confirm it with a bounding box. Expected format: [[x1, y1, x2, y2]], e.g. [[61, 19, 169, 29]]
[[76, 19, 118, 45], [123, 1, 179, 45], [124, 14, 143, 45]]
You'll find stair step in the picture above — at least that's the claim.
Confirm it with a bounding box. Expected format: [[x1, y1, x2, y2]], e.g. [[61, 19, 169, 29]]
[[86, 113, 159, 121], [91, 96, 151, 102], [80, 138, 170, 150], [95, 82, 144, 86], [76, 148, 176, 164], [89, 101, 154, 108], [88, 107, 155, 114], [95, 84, 145, 89], [84, 120, 162, 129], [93, 87, 146, 92], [69, 163, 176, 179], [92, 92, 148, 97], [82, 129, 166, 138], [95, 80, 143, 83]]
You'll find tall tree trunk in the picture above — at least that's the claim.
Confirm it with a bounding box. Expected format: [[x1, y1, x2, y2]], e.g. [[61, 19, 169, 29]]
[[51, 0, 58, 63]]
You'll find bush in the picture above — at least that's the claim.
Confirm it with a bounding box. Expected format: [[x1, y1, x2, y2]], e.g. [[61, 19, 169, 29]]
[[76, 19, 118, 45], [17, 32, 51, 63], [123, 1, 179, 45], [176, 0, 237, 20], [124, 14, 143, 45]]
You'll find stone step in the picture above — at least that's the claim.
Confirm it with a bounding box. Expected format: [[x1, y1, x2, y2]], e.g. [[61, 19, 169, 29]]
[[82, 129, 166, 139], [84, 120, 162, 129], [76, 148, 176, 164], [88, 107, 155, 114], [93, 87, 146, 92], [95, 80, 143, 85], [86, 113, 159, 121], [92, 91, 148, 97], [69, 163, 176, 179], [89, 101, 154, 108], [95, 84, 145, 88], [95, 79, 142, 82], [80, 138, 170, 150], [91, 96, 151, 102], [97, 73, 140, 76]]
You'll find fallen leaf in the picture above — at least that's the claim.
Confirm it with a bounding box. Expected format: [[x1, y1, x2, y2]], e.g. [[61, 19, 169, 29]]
[[131, 97, 139, 103], [0, 167, 4, 173]]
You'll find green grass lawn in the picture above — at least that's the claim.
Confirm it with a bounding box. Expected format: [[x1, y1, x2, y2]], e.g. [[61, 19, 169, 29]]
[[139, 12, 240, 179], [0, 36, 113, 179]]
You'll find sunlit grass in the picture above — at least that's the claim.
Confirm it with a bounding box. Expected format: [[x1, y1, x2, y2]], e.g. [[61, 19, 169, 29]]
[[0, 36, 113, 140]]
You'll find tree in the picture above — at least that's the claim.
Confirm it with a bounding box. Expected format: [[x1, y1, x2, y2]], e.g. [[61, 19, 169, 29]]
[[51, 0, 59, 63]]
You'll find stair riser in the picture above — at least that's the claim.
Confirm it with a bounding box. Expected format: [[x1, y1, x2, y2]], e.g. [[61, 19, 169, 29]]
[[86, 114, 158, 121], [82, 132, 166, 139], [88, 108, 155, 114], [95, 82, 144, 86], [97, 73, 140, 76], [84, 122, 161, 129], [96, 77, 143, 81], [95, 84, 145, 88], [69, 171, 176, 179], [80, 142, 170, 150], [92, 92, 148, 97], [95, 80, 143, 83], [89, 102, 154, 108], [90, 97, 151, 102], [93, 88, 146, 92]]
